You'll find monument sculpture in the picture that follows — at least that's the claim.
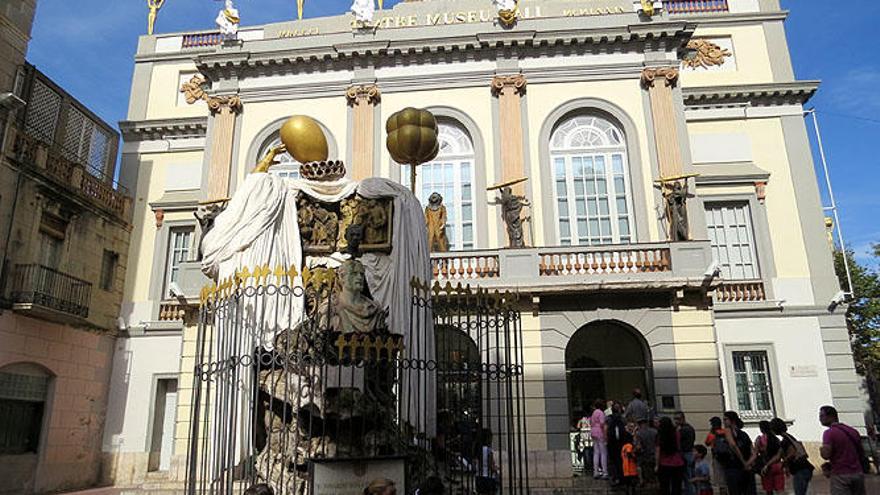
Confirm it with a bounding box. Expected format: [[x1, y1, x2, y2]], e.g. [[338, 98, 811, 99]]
[[655, 174, 697, 242], [193, 114, 434, 494], [425, 192, 449, 252], [488, 178, 530, 248], [216, 0, 241, 38]]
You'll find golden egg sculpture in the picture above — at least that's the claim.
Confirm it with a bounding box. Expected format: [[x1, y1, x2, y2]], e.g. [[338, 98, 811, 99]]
[[279, 115, 329, 163]]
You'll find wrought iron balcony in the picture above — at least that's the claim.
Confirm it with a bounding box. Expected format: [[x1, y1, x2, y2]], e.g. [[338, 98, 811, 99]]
[[9, 264, 92, 319], [664, 0, 730, 14]]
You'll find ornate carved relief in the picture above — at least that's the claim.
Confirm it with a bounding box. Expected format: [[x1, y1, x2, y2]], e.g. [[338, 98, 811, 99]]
[[345, 84, 381, 106], [755, 181, 767, 203], [296, 194, 393, 255], [179, 73, 242, 114], [641, 67, 680, 88], [154, 208, 164, 228], [682, 39, 732, 70], [491, 74, 527, 96]]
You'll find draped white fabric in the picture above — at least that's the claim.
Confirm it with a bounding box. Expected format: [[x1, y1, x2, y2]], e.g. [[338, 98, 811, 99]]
[[201, 172, 435, 436]]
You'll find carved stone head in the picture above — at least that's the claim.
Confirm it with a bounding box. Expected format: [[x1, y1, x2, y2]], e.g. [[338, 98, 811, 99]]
[[339, 260, 367, 294], [428, 192, 443, 208]]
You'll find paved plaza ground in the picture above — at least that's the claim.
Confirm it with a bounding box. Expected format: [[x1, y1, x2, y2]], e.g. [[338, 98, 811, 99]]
[[60, 473, 880, 495]]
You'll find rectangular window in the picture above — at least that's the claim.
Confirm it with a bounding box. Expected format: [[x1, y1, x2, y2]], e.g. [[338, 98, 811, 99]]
[[0, 372, 49, 455], [705, 203, 760, 280], [100, 250, 119, 291], [731, 350, 774, 420], [165, 227, 194, 298], [39, 233, 63, 269]]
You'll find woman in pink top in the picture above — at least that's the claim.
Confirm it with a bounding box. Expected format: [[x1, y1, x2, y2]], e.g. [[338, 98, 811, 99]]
[[655, 417, 685, 495], [591, 399, 608, 479]]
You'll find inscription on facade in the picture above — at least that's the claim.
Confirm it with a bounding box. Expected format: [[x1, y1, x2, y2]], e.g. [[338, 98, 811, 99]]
[[278, 27, 320, 38]]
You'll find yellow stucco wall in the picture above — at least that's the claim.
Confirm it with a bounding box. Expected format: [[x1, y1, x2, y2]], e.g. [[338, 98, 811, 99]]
[[144, 62, 206, 120], [688, 117, 812, 279], [681, 25, 774, 87]]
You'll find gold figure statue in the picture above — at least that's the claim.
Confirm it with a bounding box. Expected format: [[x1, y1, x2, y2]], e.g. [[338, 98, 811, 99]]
[[425, 192, 449, 252], [640, 0, 655, 17], [297, 0, 305, 20], [253, 144, 287, 173], [147, 0, 166, 35]]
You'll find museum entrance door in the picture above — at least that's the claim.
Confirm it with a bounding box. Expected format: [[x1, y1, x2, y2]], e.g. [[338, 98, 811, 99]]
[[565, 320, 652, 425]]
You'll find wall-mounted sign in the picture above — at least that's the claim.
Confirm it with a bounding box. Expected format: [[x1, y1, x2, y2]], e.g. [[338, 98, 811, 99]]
[[789, 365, 818, 378]]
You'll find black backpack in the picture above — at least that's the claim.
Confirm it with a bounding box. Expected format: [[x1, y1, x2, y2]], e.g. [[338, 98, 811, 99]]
[[712, 433, 733, 465]]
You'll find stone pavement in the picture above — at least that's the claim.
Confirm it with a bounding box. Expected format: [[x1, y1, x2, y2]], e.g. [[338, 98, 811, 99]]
[[58, 474, 880, 495]]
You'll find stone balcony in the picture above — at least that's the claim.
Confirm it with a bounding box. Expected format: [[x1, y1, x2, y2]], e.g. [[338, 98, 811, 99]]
[[5, 125, 131, 221], [172, 241, 762, 306]]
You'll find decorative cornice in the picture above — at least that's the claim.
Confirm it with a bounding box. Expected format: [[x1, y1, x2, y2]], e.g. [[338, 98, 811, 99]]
[[641, 67, 679, 88], [491, 74, 527, 96], [682, 39, 731, 70], [682, 81, 820, 107], [119, 117, 209, 142], [345, 84, 381, 106]]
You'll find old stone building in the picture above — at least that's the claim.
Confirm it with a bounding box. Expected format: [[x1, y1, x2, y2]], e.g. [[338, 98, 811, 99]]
[[0, 2, 134, 493], [109, 0, 861, 492]]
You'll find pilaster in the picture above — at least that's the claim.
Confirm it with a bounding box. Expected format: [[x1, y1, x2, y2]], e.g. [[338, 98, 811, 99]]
[[346, 84, 381, 180], [491, 74, 527, 196], [641, 67, 683, 179], [205, 95, 242, 201]]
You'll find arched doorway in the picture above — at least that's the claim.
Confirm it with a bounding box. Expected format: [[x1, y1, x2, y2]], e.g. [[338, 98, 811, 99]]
[[565, 321, 651, 424]]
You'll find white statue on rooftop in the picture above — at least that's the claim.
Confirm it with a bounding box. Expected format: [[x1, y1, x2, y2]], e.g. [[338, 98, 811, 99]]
[[216, 0, 240, 38], [350, 0, 375, 23], [493, 0, 517, 12]]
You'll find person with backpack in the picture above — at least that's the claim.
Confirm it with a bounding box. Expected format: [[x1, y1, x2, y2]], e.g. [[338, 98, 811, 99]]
[[819, 405, 867, 495], [769, 417, 813, 495], [746, 420, 784, 495], [717, 411, 755, 495], [704, 416, 728, 494]]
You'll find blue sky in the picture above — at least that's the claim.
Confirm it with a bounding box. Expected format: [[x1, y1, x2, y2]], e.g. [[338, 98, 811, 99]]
[[27, 0, 879, 264]]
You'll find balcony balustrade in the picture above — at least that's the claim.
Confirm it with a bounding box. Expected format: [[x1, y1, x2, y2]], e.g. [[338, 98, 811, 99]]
[[182, 32, 224, 49], [9, 264, 92, 319], [715, 280, 767, 303], [6, 126, 131, 220], [664, 0, 730, 14]]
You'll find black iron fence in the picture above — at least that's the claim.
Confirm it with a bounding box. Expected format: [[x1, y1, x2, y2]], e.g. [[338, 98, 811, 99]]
[[10, 264, 91, 318]]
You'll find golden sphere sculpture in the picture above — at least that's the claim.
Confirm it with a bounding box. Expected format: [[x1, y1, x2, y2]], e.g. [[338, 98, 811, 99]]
[[279, 115, 329, 163], [386, 107, 439, 192]]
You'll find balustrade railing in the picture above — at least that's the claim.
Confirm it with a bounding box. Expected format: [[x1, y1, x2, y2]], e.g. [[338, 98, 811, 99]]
[[159, 302, 186, 321], [432, 252, 501, 280], [10, 264, 91, 318], [715, 280, 766, 303], [182, 32, 224, 49], [539, 246, 671, 276], [664, 0, 730, 14]]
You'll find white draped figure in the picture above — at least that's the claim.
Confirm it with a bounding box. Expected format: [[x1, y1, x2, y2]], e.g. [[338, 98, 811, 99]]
[[201, 171, 436, 437], [350, 0, 375, 23], [215, 0, 240, 38], [493, 0, 517, 12]]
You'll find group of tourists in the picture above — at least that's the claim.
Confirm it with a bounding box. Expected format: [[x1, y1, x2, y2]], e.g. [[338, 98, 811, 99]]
[[574, 391, 871, 495]]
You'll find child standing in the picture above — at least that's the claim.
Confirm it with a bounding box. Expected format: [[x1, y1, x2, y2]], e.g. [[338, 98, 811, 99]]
[[692, 445, 713, 495], [621, 430, 639, 495]]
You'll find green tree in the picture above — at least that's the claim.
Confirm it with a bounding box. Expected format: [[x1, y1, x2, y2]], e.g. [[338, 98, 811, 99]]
[[834, 246, 880, 412]]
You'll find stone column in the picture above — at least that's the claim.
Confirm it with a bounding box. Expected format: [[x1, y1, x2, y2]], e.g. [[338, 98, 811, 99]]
[[491, 74, 527, 195], [205, 95, 241, 201], [641, 67, 682, 179], [346, 84, 380, 180]]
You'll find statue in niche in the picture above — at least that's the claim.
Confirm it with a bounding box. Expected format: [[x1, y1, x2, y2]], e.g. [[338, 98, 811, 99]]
[[425, 192, 449, 252], [491, 186, 530, 248], [337, 195, 394, 253], [664, 181, 690, 241], [362, 199, 389, 245], [335, 258, 389, 335]]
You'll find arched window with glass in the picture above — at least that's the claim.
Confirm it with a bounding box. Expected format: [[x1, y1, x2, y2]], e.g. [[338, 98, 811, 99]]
[[400, 120, 476, 250], [258, 135, 301, 179], [550, 114, 634, 245]]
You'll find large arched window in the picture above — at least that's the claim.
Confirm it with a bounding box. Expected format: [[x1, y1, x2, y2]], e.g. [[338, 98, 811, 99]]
[[550, 115, 634, 245], [401, 120, 476, 250]]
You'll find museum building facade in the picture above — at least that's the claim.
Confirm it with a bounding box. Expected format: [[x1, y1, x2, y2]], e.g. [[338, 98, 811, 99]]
[[107, 0, 862, 489]]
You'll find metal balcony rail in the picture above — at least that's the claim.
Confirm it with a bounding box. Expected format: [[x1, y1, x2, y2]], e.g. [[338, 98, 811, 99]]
[[182, 31, 224, 48], [664, 0, 730, 14], [10, 264, 92, 318]]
